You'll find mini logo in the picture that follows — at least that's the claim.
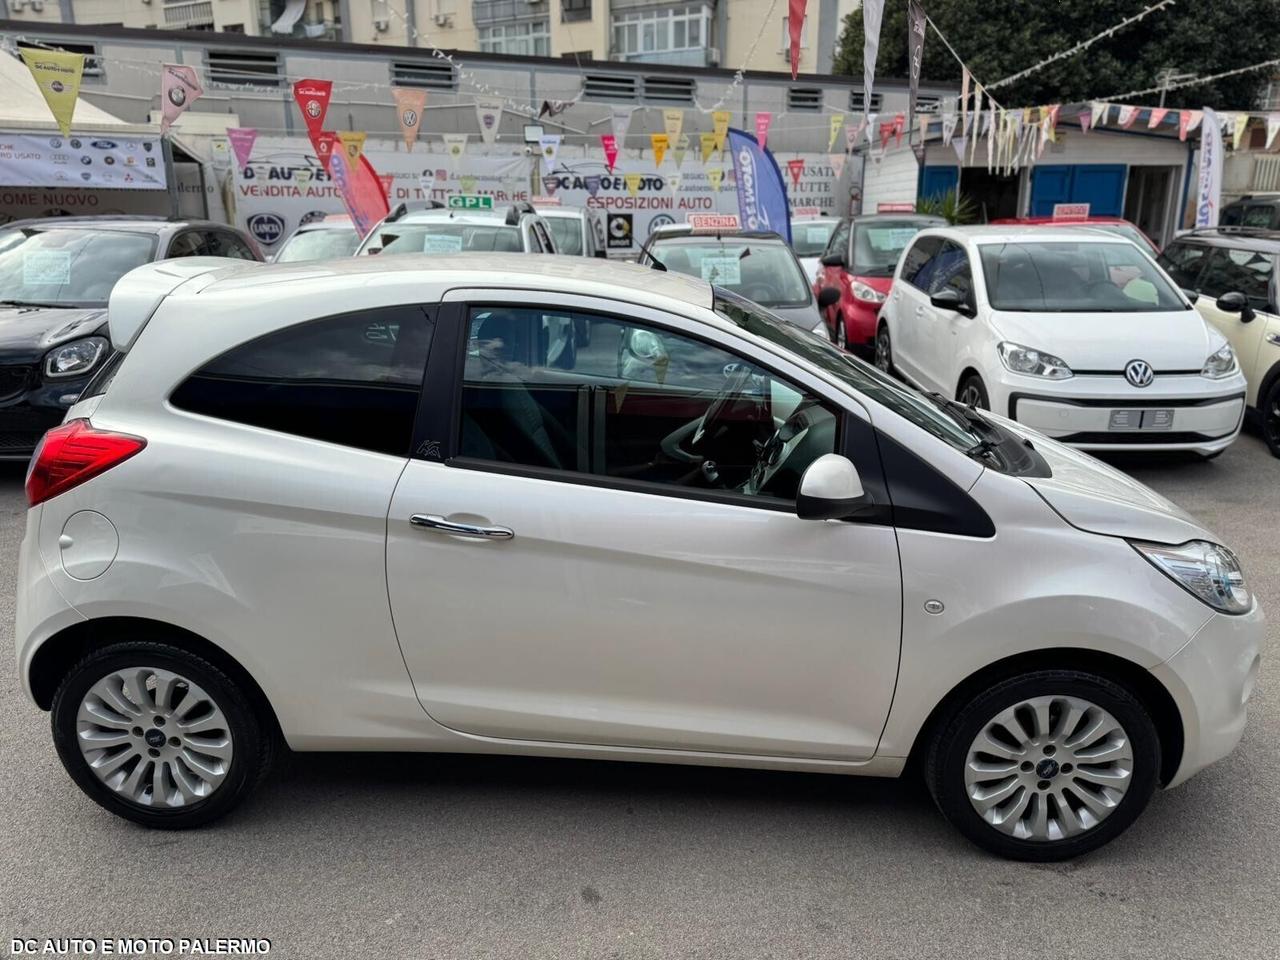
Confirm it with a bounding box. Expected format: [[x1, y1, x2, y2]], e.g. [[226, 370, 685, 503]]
[[91, 140, 118, 150], [402, 109, 419, 127], [49, 137, 62, 148], [306, 100, 322, 119], [168, 87, 187, 107], [1124, 359, 1155, 388], [247, 213, 286, 245]]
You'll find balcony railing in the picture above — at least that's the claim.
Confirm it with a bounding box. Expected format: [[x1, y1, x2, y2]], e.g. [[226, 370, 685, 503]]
[[164, 1, 215, 28]]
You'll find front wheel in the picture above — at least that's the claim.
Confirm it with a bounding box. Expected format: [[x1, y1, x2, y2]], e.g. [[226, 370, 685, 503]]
[[958, 373, 989, 410], [1262, 379, 1280, 458], [51, 641, 273, 828], [874, 322, 893, 374], [925, 670, 1160, 861]]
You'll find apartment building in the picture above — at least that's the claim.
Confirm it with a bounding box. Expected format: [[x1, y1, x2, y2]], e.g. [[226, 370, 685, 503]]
[[1, 0, 857, 73]]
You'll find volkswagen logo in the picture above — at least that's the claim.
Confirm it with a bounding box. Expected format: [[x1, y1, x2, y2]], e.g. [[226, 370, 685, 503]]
[[1124, 359, 1155, 388]]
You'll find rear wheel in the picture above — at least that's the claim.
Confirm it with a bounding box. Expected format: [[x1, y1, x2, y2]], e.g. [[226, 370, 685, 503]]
[[926, 670, 1160, 861], [958, 373, 989, 410], [51, 641, 273, 828], [1262, 379, 1280, 458]]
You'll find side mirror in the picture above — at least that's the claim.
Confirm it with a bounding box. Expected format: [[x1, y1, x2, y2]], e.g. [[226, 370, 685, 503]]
[[817, 287, 842, 310], [1216, 291, 1256, 322], [930, 287, 975, 317], [796, 454, 873, 521], [820, 252, 846, 268]]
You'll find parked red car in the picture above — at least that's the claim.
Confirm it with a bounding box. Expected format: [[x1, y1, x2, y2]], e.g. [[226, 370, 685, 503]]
[[990, 216, 1160, 259], [814, 214, 944, 356]]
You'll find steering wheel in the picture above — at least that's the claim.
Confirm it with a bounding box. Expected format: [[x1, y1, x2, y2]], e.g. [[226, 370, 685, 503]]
[[691, 363, 756, 450]]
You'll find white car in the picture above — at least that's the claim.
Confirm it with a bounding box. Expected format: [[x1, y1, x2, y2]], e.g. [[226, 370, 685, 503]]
[[876, 226, 1248, 457], [356, 201, 557, 256], [16, 255, 1263, 860], [790, 216, 839, 285], [534, 204, 608, 259], [270, 215, 361, 263]]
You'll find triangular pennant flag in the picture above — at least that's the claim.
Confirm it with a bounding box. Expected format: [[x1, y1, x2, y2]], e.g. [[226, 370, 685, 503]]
[[892, 113, 906, 147], [786, 158, 805, 188], [829, 153, 846, 178], [292, 79, 333, 149], [847, 122, 861, 153], [828, 113, 845, 152], [584, 174, 602, 198], [459, 175, 477, 194], [1186, 110, 1204, 134], [673, 133, 690, 167], [663, 108, 685, 143], [377, 173, 394, 201], [866, 112, 878, 146], [1091, 101, 1108, 128], [442, 133, 468, 159], [160, 64, 203, 135], [707, 168, 724, 192], [392, 88, 427, 152], [941, 113, 957, 145], [788, 0, 807, 79], [1231, 112, 1250, 150], [611, 107, 634, 143], [879, 121, 894, 150], [969, 87, 983, 164], [1079, 109, 1093, 135], [475, 98, 503, 147], [624, 172, 643, 197], [755, 112, 772, 150], [712, 111, 731, 151], [986, 107, 996, 172], [226, 128, 258, 171], [539, 133, 562, 172], [601, 134, 619, 172], [960, 68, 970, 139], [1147, 107, 1169, 129], [1267, 113, 1280, 150], [951, 136, 967, 163], [650, 133, 670, 166], [1045, 104, 1061, 142], [1117, 105, 1139, 129], [541, 175, 559, 197], [667, 172, 683, 194], [313, 131, 337, 166], [700, 132, 718, 164], [337, 131, 366, 163], [21, 48, 84, 137]]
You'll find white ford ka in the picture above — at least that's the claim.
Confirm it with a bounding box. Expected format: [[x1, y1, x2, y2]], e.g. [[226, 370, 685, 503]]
[[875, 226, 1248, 457], [15, 254, 1263, 861]]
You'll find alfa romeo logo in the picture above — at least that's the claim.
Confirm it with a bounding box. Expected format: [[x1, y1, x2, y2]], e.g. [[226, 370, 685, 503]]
[[1124, 359, 1155, 388]]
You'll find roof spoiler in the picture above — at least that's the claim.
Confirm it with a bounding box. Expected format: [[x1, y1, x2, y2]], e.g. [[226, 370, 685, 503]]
[[108, 257, 246, 351]]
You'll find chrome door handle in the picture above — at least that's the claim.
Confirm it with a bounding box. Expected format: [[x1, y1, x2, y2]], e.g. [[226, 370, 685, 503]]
[[410, 514, 514, 540]]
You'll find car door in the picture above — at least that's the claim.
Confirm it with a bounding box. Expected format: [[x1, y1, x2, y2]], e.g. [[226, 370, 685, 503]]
[[890, 235, 943, 388], [384, 290, 903, 761], [1191, 245, 1278, 406], [918, 241, 979, 395]]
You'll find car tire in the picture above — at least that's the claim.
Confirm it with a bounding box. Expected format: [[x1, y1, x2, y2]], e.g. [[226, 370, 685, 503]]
[[835, 314, 848, 351], [874, 322, 894, 374], [1262, 379, 1280, 459], [925, 669, 1160, 862], [51, 640, 273, 829], [958, 373, 989, 410]]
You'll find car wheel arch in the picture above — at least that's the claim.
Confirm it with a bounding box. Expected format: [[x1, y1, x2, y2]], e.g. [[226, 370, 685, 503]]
[[901, 646, 1184, 787], [27, 616, 282, 740], [1257, 357, 1280, 411], [956, 366, 984, 398]]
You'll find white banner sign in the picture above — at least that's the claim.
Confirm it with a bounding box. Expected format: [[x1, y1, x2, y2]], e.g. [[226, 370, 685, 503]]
[[0, 132, 166, 190], [1196, 107, 1223, 228]]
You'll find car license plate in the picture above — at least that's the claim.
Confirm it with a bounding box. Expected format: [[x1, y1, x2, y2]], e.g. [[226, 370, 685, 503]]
[[1108, 409, 1174, 431]]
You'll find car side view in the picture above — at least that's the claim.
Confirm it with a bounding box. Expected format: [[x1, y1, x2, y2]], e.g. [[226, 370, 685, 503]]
[[16, 255, 1263, 861]]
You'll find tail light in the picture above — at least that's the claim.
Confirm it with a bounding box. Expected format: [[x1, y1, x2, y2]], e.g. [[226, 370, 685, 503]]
[[26, 419, 146, 507]]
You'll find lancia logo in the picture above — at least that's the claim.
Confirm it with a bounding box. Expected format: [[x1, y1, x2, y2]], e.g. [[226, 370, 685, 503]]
[[1124, 359, 1155, 388]]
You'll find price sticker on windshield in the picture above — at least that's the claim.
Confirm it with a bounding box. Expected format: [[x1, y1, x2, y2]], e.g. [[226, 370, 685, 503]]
[[422, 234, 464, 253], [23, 250, 71, 286], [699, 255, 741, 285]]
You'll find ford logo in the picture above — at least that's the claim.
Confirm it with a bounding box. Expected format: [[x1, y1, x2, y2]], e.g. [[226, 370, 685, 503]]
[[248, 213, 286, 245], [91, 140, 118, 150]]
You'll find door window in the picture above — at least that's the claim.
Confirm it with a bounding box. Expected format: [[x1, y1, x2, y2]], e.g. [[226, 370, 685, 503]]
[[825, 218, 850, 260], [171, 306, 433, 456], [900, 236, 943, 289], [1157, 241, 1210, 289], [921, 240, 973, 301], [166, 231, 213, 258], [456, 307, 838, 503], [211, 232, 258, 260], [1197, 247, 1276, 312]]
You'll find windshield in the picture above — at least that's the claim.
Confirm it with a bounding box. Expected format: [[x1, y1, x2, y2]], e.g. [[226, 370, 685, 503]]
[[275, 227, 360, 263], [1068, 222, 1158, 259], [979, 241, 1186, 312], [853, 221, 931, 277], [649, 238, 812, 308], [544, 217, 584, 255], [362, 223, 522, 256], [0, 227, 156, 307], [792, 221, 836, 257]]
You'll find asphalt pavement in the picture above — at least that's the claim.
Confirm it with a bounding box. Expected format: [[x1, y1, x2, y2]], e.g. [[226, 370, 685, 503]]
[[2, 430, 1277, 960]]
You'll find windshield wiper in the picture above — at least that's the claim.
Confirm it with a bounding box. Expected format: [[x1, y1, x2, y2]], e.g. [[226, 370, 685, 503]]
[[0, 298, 63, 308]]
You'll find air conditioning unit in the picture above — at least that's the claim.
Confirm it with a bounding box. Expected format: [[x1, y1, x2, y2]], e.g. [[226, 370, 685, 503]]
[[374, 18, 389, 31], [9, 0, 27, 12], [708, 46, 720, 67], [433, 13, 452, 26]]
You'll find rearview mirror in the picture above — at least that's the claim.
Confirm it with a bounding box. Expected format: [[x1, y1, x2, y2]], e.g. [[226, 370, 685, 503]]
[[1216, 291, 1256, 323], [817, 287, 842, 310], [820, 252, 846, 268], [797, 454, 873, 521], [930, 288, 975, 317]]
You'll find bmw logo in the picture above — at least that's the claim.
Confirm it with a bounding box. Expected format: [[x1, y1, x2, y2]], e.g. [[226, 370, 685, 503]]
[[80, 156, 92, 165], [247, 213, 286, 245], [1124, 359, 1155, 388], [168, 87, 187, 107]]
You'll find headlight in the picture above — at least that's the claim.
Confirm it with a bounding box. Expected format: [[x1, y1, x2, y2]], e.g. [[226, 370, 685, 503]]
[[1201, 341, 1237, 379], [852, 281, 886, 303], [1131, 539, 1252, 614], [997, 341, 1073, 380], [44, 336, 108, 379]]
